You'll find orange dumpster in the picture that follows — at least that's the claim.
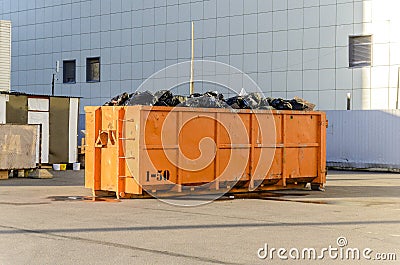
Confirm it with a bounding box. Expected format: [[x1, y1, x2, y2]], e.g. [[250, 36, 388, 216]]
[[85, 106, 327, 199]]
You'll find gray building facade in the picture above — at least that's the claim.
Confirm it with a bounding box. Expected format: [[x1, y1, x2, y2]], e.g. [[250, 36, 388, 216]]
[[0, 0, 398, 114]]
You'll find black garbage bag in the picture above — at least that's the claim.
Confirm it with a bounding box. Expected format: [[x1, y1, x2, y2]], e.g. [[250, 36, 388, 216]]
[[122, 93, 135, 105], [153, 90, 188, 107], [104, 92, 130, 106], [291, 97, 316, 111], [126, 91, 155, 106], [258, 97, 273, 109], [225, 92, 264, 109], [104, 90, 316, 111], [203, 91, 224, 101], [179, 95, 229, 108], [153, 90, 173, 106], [168, 95, 187, 106], [225, 96, 249, 109], [189, 93, 203, 98], [243, 92, 264, 109], [289, 99, 306, 110], [267, 97, 316, 111], [268, 98, 293, 110]]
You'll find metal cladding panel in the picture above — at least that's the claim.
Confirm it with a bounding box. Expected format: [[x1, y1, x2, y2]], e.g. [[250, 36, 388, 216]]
[[0, 124, 37, 170], [28, 111, 49, 164], [49, 97, 70, 164], [0, 20, 11, 92], [326, 110, 400, 169], [68, 98, 79, 163], [0, 94, 6, 124], [28, 98, 49, 111], [6, 95, 28, 125]]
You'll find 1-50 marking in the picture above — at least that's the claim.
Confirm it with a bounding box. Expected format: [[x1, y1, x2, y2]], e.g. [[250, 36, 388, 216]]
[[146, 170, 170, 182]]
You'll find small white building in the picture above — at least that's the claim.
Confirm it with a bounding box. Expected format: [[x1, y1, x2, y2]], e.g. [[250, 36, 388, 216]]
[[0, 91, 79, 164]]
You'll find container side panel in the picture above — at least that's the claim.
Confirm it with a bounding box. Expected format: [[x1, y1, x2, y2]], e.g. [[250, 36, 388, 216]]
[[251, 112, 277, 183], [86, 106, 326, 195], [124, 107, 142, 194], [99, 107, 120, 191], [286, 114, 319, 144], [274, 115, 283, 144], [144, 109, 177, 147], [101, 107, 118, 131], [267, 147, 283, 178], [219, 112, 251, 183], [217, 148, 250, 182], [285, 147, 318, 178], [85, 107, 102, 190], [179, 112, 216, 160], [100, 147, 118, 191], [84, 107, 96, 189], [140, 149, 179, 187]]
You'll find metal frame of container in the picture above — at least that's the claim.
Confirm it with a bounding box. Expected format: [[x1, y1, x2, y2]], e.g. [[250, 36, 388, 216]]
[[85, 106, 327, 199]]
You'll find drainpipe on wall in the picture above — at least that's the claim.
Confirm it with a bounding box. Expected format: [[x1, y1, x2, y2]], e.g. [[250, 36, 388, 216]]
[[347, 93, 351, 110], [396, 67, 400, 109]]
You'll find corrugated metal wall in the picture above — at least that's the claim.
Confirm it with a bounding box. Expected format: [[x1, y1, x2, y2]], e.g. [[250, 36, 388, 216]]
[[326, 110, 400, 170], [0, 20, 11, 92]]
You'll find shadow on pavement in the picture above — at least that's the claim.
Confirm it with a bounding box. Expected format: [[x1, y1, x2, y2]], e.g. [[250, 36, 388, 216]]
[[1, 220, 400, 235], [0, 170, 85, 187]]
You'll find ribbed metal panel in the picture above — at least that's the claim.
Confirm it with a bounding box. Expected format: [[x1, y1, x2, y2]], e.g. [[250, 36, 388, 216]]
[[326, 110, 400, 170], [0, 20, 11, 92]]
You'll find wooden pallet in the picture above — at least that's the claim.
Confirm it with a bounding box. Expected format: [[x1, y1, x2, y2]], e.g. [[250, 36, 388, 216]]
[[0, 170, 9, 180]]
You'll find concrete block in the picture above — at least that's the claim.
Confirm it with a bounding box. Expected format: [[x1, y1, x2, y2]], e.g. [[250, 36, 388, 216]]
[[28, 169, 54, 179]]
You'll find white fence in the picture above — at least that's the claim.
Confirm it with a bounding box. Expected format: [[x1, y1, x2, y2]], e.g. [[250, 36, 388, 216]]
[[326, 110, 400, 171], [0, 20, 11, 92]]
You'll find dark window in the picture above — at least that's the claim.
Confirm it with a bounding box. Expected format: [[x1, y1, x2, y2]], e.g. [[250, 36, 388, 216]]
[[63, 60, 76, 83], [86, 57, 100, 82], [349, 35, 372, 68]]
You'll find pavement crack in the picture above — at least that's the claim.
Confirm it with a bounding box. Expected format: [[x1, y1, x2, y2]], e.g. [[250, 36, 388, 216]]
[[0, 224, 245, 265]]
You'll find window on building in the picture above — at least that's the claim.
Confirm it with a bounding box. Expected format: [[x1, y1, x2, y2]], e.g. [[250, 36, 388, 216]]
[[349, 35, 372, 68], [63, 60, 76, 84], [86, 57, 100, 82]]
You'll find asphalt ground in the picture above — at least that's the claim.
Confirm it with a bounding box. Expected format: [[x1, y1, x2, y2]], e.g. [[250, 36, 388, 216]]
[[0, 170, 399, 264]]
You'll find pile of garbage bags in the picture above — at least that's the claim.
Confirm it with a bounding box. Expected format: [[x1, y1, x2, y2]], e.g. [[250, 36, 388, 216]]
[[268, 97, 315, 111], [104, 91, 186, 107], [104, 90, 315, 111]]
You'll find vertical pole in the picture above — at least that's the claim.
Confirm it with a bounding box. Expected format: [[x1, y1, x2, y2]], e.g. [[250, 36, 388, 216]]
[[52, 73, 55, 96], [346, 93, 351, 110], [397, 67, 400, 109], [52, 61, 59, 96], [38, 124, 42, 168], [190, 21, 195, 95]]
